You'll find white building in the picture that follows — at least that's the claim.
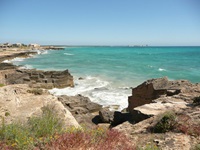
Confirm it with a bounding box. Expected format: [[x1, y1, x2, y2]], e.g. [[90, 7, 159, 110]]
[[29, 43, 40, 48]]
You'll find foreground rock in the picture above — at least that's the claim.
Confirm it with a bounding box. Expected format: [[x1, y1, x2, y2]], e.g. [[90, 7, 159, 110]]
[[115, 105, 200, 150], [99, 108, 132, 126], [113, 77, 200, 149], [0, 84, 80, 128], [58, 95, 102, 127], [0, 68, 74, 89]]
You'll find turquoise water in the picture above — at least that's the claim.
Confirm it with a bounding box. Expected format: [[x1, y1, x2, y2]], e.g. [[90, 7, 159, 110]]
[[11, 46, 200, 109]]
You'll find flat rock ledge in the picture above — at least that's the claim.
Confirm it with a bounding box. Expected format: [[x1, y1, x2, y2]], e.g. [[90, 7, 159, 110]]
[[0, 68, 74, 89]]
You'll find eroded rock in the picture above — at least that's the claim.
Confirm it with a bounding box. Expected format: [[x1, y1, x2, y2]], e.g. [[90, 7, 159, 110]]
[[128, 77, 200, 113], [58, 95, 102, 127], [0, 69, 74, 89], [0, 84, 80, 128]]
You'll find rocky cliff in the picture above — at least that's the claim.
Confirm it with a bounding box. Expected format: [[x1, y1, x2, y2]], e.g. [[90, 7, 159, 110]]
[[128, 77, 200, 113], [0, 68, 74, 89]]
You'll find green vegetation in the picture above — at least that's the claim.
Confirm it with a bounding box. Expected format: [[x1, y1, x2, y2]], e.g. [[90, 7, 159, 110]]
[[152, 111, 176, 133], [0, 84, 4, 87], [0, 105, 134, 150], [5, 112, 10, 117], [27, 88, 43, 95], [193, 96, 200, 105], [0, 105, 63, 149], [138, 143, 160, 150], [194, 144, 200, 150], [28, 105, 63, 138]]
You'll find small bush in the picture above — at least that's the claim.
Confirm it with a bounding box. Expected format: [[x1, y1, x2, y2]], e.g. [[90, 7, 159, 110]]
[[0, 105, 63, 150], [28, 105, 63, 138], [0, 120, 34, 149], [152, 111, 176, 133], [138, 143, 160, 150], [193, 96, 200, 105], [5, 112, 10, 117], [0, 84, 4, 87], [27, 88, 43, 95]]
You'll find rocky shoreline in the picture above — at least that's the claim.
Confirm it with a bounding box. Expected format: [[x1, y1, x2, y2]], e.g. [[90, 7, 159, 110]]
[[0, 48, 200, 149]]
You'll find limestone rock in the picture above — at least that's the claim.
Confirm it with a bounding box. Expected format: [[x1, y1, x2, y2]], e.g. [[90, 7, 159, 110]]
[[128, 77, 200, 113], [0, 51, 37, 63], [99, 108, 115, 123], [0, 84, 80, 128], [0, 69, 74, 89], [99, 107, 132, 126], [58, 95, 102, 127]]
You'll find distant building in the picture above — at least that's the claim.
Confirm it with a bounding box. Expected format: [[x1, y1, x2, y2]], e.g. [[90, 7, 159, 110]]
[[28, 43, 40, 48], [0, 43, 12, 48], [12, 43, 22, 47]]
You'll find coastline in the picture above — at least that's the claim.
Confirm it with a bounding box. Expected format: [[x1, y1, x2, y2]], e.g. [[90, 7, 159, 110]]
[[0, 46, 200, 149]]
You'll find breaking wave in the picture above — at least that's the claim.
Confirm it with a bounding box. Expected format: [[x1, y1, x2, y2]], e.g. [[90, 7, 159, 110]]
[[49, 76, 130, 110]]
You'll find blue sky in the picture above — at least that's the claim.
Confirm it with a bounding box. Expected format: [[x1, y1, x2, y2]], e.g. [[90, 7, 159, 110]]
[[0, 0, 200, 46]]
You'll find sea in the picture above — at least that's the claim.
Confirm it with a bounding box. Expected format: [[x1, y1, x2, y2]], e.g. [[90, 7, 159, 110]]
[[9, 46, 200, 110]]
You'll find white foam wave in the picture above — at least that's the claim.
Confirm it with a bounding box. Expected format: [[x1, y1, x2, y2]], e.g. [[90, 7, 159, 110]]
[[34, 50, 48, 55], [158, 68, 166, 71], [19, 64, 33, 69], [49, 76, 130, 110], [64, 53, 74, 56], [2, 60, 11, 63], [11, 57, 25, 62]]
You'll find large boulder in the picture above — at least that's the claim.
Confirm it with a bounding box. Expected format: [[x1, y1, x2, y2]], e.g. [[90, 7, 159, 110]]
[[99, 107, 132, 126], [0, 84, 80, 128], [58, 95, 102, 127]]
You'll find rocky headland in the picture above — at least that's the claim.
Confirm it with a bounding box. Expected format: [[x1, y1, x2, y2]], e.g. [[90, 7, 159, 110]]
[[0, 48, 200, 149]]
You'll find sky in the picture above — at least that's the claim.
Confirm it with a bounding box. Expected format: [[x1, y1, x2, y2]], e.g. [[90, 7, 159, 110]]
[[0, 0, 200, 46]]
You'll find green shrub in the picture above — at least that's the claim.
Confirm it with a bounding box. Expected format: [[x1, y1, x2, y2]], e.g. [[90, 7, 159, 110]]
[[0, 105, 63, 149], [0, 84, 4, 87], [27, 88, 43, 95], [0, 118, 33, 149], [5, 112, 10, 117], [193, 96, 200, 105], [138, 143, 160, 150], [152, 111, 176, 133], [28, 105, 63, 138]]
